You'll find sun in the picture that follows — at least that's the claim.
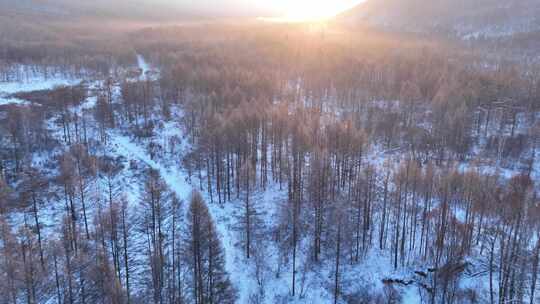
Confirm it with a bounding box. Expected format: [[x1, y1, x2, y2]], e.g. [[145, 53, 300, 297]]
[[283, 0, 362, 22]]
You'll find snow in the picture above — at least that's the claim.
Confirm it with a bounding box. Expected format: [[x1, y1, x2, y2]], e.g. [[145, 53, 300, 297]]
[[4, 55, 523, 303], [0, 75, 81, 95], [105, 122, 430, 303], [108, 131, 193, 201], [0, 68, 82, 106], [103, 111, 327, 303], [402, 286, 421, 304], [106, 124, 260, 301], [0, 96, 31, 106], [136, 54, 151, 76]]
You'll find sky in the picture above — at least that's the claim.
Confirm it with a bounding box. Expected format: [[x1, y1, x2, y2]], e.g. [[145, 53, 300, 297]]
[[0, 0, 365, 21], [1, 0, 366, 21], [166, 0, 365, 19]]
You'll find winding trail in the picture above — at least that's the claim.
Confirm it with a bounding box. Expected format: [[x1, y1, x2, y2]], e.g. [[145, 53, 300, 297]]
[[108, 129, 257, 302], [102, 55, 322, 303], [109, 132, 192, 198]]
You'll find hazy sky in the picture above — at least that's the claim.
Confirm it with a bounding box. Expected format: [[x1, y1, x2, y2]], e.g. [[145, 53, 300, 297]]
[[166, 0, 364, 17]]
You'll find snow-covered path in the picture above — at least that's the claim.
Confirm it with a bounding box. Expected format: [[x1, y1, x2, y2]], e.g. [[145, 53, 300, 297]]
[[109, 132, 193, 199], [107, 129, 260, 302], [136, 54, 153, 79], [104, 54, 261, 302], [99, 55, 426, 304]]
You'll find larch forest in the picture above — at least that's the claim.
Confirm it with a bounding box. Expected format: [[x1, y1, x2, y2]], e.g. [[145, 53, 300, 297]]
[[1, 0, 540, 303]]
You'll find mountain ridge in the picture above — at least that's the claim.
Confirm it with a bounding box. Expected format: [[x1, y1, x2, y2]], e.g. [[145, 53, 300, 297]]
[[340, 0, 540, 39], [0, 0, 200, 21]]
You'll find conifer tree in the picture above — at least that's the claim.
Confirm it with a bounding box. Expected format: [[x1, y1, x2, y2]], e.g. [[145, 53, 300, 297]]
[[185, 191, 236, 304]]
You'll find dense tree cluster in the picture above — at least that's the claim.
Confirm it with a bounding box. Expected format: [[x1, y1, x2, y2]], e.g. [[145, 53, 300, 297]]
[[149, 25, 540, 303]]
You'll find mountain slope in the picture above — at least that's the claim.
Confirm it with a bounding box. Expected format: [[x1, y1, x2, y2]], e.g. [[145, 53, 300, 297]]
[[0, 0, 195, 21], [341, 0, 540, 39]]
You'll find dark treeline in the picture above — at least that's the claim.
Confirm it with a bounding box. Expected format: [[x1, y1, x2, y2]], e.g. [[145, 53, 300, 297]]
[[0, 16, 147, 77], [1, 23, 540, 303]]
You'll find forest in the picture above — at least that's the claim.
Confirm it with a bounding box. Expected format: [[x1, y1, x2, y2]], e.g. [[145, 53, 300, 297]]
[[1, 16, 540, 304]]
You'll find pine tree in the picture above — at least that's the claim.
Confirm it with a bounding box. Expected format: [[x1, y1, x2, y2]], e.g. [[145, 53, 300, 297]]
[[140, 169, 170, 304], [185, 191, 236, 304]]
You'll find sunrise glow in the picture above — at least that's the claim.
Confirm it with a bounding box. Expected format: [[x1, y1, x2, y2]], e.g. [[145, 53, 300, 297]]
[[282, 0, 363, 22]]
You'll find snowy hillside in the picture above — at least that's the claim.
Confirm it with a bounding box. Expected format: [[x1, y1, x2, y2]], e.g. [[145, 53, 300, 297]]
[[341, 0, 540, 40]]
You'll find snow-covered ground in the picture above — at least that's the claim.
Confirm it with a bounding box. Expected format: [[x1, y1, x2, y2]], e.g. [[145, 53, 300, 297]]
[[0, 68, 82, 106], [136, 54, 151, 76], [0, 96, 31, 106], [135, 54, 159, 81], [0, 77, 81, 95], [95, 83, 423, 304], [104, 120, 424, 303], [5, 55, 525, 304], [42, 56, 398, 303]]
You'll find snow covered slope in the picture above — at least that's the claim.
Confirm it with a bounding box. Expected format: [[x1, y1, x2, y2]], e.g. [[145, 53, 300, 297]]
[[341, 0, 540, 39]]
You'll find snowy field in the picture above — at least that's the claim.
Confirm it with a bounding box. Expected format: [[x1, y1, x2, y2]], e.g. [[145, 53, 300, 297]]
[[0, 67, 83, 105]]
